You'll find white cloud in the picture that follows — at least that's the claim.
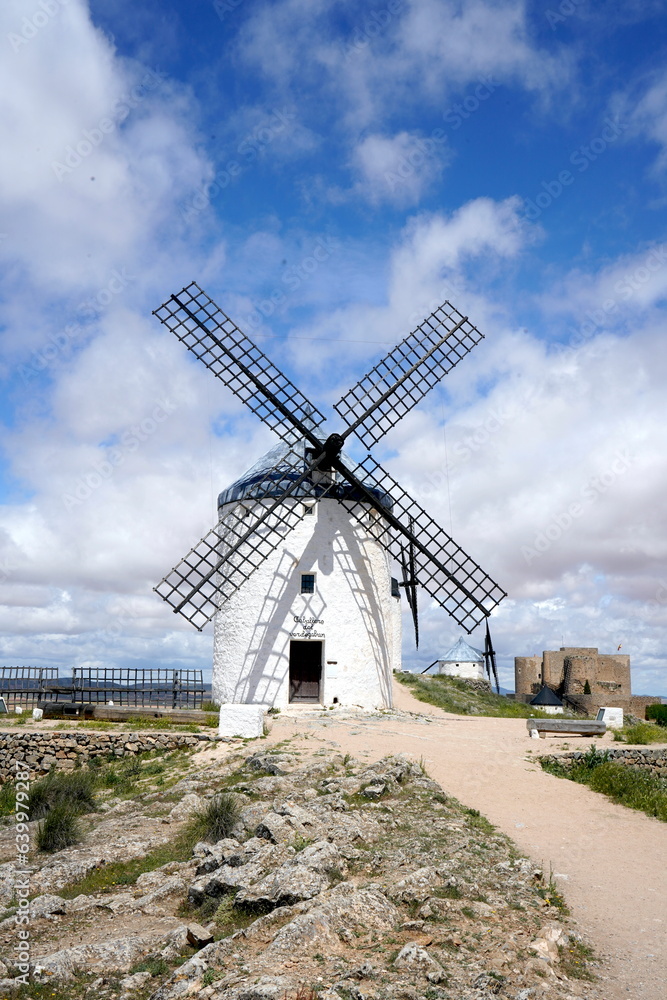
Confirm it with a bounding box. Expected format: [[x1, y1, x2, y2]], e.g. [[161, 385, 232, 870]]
[[237, 0, 573, 134], [349, 131, 450, 207], [626, 68, 667, 174]]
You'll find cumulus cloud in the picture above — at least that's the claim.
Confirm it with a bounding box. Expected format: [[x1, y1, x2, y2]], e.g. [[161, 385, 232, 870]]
[[237, 0, 573, 132], [349, 131, 451, 207]]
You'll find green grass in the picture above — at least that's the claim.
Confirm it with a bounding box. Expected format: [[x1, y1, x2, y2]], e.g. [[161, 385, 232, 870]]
[[614, 722, 666, 745], [36, 804, 82, 852], [189, 791, 241, 843], [541, 746, 667, 822], [59, 823, 202, 897], [396, 672, 558, 718], [28, 770, 97, 820], [0, 780, 16, 816], [559, 939, 596, 980], [588, 762, 667, 821], [464, 807, 495, 834]]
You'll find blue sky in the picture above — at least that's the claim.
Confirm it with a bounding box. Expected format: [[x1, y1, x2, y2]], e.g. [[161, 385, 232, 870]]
[[1, 0, 667, 694]]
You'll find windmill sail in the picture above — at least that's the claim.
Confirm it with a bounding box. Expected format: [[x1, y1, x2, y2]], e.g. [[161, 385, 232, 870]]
[[153, 282, 325, 445], [155, 447, 334, 630], [335, 455, 506, 633], [334, 301, 484, 449]]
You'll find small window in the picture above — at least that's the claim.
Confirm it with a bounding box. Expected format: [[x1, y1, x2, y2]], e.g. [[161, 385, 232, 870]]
[[300, 573, 315, 594]]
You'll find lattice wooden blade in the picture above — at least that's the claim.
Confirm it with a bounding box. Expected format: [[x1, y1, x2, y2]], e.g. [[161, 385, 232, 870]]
[[336, 455, 506, 632], [155, 448, 331, 630], [334, 301, 483, 449], [153, 282, 325, 445]]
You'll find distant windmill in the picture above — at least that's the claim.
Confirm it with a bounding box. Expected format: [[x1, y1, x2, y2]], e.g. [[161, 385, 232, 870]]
[[152, 282, 506, 708]]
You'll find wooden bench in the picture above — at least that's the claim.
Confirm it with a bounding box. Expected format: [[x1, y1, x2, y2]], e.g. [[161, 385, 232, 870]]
[[527, 719, 606, 739]]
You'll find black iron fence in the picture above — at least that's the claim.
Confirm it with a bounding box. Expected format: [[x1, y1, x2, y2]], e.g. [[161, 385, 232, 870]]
[[0, 666, 205, 709], [0, 666, 60, 706]]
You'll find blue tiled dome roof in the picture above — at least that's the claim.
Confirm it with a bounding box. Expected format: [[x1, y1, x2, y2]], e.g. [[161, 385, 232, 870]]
[[218, 437, 393, 511]]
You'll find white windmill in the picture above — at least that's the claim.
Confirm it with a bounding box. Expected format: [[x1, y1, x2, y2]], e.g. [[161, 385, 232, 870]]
[[153, 283, 505, 712]]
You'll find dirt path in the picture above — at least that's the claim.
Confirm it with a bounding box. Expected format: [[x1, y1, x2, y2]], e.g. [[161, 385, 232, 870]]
[[254, 683, 666, 1000]]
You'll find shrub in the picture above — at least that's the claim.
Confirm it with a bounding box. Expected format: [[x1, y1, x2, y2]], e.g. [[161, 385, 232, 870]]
[[646, 705, 667, 727], [0, 782, 16, 817], [28, 769, 97, 820], [36, 804, 82, 852], [190, 791, 241, 843], [623, 723, 664, 745], [588, 761, 667, 821]]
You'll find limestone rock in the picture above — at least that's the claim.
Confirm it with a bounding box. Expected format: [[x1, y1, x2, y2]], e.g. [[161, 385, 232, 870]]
[[168, 793, 205, 821], [193, 838, 241, 874], [389, 866, 441, 903], [266, 884, 399, 955], [530, 920, 570, 963], [293, 839, 342, 874], [119, 970, 152, 997], [29, 893, 67, 919], [255, 812, 303, 844], [393, 941, 442, 973], [235, 863, 328, 910], [186, 922, 214, 948]]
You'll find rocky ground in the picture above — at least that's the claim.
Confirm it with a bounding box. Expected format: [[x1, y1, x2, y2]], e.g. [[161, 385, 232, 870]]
[[0, 740, 607, 1000]]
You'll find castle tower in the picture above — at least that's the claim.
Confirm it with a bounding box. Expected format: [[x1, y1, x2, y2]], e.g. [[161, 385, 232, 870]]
[[212, 439, 402, 710]]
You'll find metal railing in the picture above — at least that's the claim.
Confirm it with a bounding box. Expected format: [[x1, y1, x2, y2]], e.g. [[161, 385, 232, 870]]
[[0, 666, 206, 709], [0, 666, 60, 706]]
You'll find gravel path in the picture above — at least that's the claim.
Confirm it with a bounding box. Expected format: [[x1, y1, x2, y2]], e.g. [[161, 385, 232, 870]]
[[259, 682, 666, 1000]]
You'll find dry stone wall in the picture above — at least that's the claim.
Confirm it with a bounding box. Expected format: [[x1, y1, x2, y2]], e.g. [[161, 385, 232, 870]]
[[539, 745, 667, 776], [0, 730, 217, 782]]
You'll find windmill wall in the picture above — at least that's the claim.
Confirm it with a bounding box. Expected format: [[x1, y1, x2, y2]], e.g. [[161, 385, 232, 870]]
[[436, 659, 485, 681], [212, 497, 400, 710]]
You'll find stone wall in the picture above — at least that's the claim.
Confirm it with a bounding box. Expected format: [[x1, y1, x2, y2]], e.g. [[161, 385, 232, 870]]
[[539, 746, 667, 777], [0, 730, 217, 782]]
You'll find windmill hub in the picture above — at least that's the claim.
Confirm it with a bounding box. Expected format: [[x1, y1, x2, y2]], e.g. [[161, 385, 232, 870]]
[[322, 432, 344, 465]]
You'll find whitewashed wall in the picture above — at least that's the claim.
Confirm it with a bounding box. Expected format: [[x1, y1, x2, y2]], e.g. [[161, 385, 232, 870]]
[[212, 498, 399, 710], [437, 659, 485, 680]]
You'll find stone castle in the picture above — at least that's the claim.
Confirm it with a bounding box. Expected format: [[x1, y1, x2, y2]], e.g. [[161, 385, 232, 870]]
[[514, 646, 660, 718]]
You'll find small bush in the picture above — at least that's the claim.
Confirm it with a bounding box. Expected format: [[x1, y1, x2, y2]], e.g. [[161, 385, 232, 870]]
[[29, 769, 97, 820], [0, 782, 16, 817], [190, 791, 241, 843], [623, 723, 664, 745], [36, 804, 82, 852], [588, 762, 667, 821], [646, 705, 667, 726]]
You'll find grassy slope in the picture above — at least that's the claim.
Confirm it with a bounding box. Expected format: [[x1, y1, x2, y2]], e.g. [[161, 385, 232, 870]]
[[395, 671, 556, 719]]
